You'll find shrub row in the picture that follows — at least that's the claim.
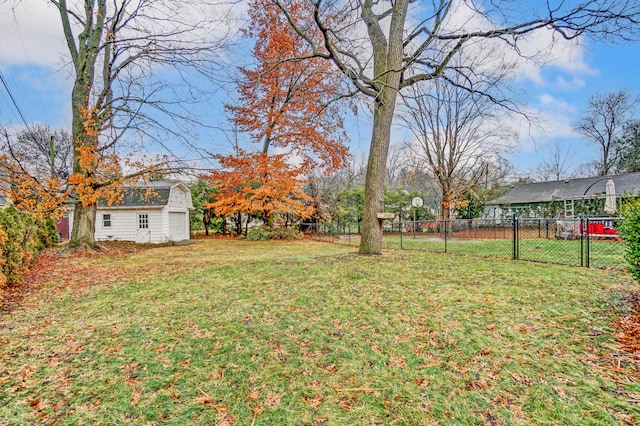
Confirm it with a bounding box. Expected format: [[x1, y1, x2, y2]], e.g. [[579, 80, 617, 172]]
[[0, 206, 57, 291], [619, 198, 640, 283]]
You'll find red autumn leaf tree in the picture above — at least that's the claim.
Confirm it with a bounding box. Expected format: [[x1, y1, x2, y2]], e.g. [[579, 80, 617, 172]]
[[211, 0, 350, 227], [226, 0, 350, 173]]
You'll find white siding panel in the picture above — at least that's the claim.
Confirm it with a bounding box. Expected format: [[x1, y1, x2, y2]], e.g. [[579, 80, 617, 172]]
[[95, 210, 137, 242], [168, 186, 187, 208], [94, 209, 165, 243], [147, 210, 164, 243]]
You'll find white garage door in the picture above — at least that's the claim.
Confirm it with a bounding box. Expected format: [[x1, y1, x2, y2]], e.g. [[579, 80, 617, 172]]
[[168, 212, 188, 241]]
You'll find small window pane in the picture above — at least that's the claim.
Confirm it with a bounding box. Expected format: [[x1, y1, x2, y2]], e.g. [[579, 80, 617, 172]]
[[138, 213, 149, 229], [103, 214, 111, 227]]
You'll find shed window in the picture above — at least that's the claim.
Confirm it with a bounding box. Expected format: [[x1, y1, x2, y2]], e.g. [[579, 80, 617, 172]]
[[138, 213, 149, 229], [103, 214, 112, 227]]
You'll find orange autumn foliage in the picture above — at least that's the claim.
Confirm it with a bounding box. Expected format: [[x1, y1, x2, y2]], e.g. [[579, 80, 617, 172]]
[[226, 0, 350, 175], [6, 173, 67, 221], [206, 150, 313, 222], [2, 105, 164, 223]]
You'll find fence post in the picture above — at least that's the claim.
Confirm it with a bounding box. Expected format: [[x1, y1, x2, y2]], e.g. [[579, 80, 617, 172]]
[[538, 219, 541, 238], [586, 217, 590, 268], [444, 220, 448, 253], [512, 213, 518, 260], [580, 217, 584, 267], [546, 220, 549, 239]]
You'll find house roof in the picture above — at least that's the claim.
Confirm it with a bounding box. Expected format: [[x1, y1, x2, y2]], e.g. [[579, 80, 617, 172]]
[[98, 180, 188, 209], [487, 173, 640, 206]]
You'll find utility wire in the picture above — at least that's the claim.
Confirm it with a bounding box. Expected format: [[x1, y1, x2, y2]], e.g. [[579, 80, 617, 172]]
[[0, 70, 32, 133]]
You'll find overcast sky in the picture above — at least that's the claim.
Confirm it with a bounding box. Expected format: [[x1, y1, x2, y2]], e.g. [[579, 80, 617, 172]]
[[1, 1, 639, 179]]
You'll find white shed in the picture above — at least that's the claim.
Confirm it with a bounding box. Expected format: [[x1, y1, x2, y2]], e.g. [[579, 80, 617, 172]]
[[84, 181, 194, 243]]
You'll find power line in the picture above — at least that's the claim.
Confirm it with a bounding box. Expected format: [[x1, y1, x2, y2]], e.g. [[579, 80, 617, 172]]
[[0, 69, 32, 132]]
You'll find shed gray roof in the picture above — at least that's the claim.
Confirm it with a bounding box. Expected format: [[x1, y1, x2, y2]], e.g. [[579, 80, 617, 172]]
[[98, 186, 171, 208], [487, 173, 640, 206]]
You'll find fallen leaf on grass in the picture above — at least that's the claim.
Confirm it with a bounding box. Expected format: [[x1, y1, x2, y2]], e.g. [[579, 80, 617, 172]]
[[389, 355, 408, 369], [266, 391, 282, 409], [613, 292, 640, 354], [317, 363, 338, 372], [511, 372, 531, 384], [131, 386, 142, 406], [27, 398, 41, 409], [303, 394, 324, 410], [413, 378, 429, 387]]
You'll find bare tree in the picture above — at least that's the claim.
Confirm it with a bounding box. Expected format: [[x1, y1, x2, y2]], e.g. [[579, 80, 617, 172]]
[[42, 0, 234, 247], [401, 76, 514, 220], [0, 124, 74, 215], [533, 140, 575, 181], [575, 90, 639, 176], [385, 143, 412, 188], [1, 124, 72, 181]]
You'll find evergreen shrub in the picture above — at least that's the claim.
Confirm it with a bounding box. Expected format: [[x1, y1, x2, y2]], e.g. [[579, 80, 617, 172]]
[[618, 197, 640, 283], [0, 206, 57, 287]]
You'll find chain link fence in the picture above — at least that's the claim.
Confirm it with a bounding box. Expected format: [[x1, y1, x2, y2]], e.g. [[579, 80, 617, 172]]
[[305, 216, 626, 269]]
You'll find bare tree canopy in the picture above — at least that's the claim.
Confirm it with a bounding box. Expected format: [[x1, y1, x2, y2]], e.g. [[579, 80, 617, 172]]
[[533, 140, 576, 182], [1, 124, 72, 182], [575, 90, 639, 176], [273, 0, 640, 254], [401, 77, 514, 220]]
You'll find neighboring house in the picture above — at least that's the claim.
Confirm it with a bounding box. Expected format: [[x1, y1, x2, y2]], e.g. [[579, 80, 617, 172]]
[[485, 173, 640, 219], [66, 181, 194, 243]]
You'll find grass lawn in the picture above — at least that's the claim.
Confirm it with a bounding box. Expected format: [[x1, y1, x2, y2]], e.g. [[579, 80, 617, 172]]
[[0, 239, 638, 425]]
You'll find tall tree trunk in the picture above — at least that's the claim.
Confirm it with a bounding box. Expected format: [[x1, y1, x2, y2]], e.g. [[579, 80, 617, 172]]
[[359, 92, 400, 254], [68, 79, 99, 248], [59, 0, 104, 249], [70, 203, 97, 248], [358, 0, 407, 254]]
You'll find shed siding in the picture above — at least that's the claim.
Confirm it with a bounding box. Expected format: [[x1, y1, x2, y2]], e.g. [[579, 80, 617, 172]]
[[95, 209, 166, 243], [168, 186, 186, 208]]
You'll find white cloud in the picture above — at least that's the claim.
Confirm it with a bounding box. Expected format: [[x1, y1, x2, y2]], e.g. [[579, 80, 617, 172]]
[[511, 93, 579, 154], [555, 75, 586, 91], [511, 32, 598, 88], [427, 0, 599, 90], [0, 2, 66, 69], [0, 1, 246, 71]]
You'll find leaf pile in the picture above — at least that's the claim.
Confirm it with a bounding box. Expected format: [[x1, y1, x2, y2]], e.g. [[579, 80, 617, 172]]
[[613, 291, 640, 354], [0, 242, 151, 314]]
